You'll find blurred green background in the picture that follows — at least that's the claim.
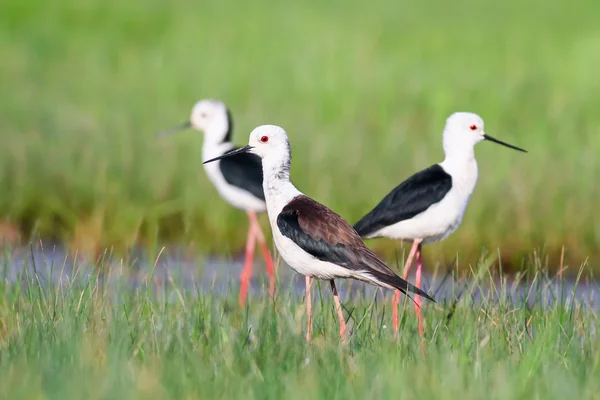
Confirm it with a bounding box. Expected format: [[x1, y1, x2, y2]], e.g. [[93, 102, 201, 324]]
[[1, 0, 598, 269]]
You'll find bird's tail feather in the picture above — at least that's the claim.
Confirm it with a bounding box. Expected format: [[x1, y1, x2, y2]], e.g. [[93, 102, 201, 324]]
[[358, 248, 436, 303], [375, 272, 436, 303]]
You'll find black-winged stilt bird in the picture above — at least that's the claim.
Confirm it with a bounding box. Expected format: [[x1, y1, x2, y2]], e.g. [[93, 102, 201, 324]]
[[204, 125, 435, 340], [354, 112, 526, 337], [161, 99, 275, 306]]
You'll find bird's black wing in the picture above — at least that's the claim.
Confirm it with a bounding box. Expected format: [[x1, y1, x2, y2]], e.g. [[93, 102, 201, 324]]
[[277, 195, 434, 301], [219, 148, 265, 201], [353, 164, 452, 237]]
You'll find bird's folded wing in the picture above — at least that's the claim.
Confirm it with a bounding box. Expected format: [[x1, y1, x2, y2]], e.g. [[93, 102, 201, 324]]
[[354, 164, 452, 236]]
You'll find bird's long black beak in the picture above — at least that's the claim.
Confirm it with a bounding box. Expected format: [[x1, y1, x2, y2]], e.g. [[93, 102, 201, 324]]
[[483, 134, 527, 153], [203, 145, 254, 164], [158, 121, 192, 137]]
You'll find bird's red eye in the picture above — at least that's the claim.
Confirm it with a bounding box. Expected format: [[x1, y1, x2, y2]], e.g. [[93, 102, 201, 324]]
[[469, 124, 477, 131], [260, 136, 269, 143]]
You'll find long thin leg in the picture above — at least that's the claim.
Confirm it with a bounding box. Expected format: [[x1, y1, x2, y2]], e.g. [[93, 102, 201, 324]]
[[305, 276, 312, 342], [415, 244, 425, 352], [330, 280, 347, 339], [248, 211, 275, 297], [239, 223, 256, 307], [392, 239, 422, 335], [402, 239, 422, 279]]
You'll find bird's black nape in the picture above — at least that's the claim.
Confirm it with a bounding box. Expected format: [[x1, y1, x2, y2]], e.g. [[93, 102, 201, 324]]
[[483, 134, 527, 153], [222, 108, 234, 143]]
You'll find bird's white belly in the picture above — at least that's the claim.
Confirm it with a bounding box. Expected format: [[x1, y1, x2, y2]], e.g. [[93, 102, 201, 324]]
[[272, 226, 353, 280], [203, 162, 266, 212], [374, 189, 471, 244]]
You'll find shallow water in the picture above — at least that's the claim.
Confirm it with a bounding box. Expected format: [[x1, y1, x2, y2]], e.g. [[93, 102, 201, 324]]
[[1, 242, 598, 309]]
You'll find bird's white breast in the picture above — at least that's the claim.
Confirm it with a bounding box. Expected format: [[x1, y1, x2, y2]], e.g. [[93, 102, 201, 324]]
[[202, 144, 266, 212]]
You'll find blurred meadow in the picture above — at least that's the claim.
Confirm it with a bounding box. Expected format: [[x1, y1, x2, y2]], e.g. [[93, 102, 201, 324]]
[[1, 0, 600, 269]]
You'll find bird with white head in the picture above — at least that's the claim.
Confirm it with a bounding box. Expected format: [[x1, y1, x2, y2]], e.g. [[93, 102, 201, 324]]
[[160, 100, 275, 305], [204, 125, 435, 341], [354, 112, 526, 341]]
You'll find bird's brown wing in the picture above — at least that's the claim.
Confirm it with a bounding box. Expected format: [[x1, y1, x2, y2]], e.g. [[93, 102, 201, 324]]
[[286, 195, 362, 247]]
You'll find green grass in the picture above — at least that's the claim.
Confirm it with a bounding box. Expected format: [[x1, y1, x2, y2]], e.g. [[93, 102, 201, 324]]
[[0, 249, 598, 399], [1, 0, 600, 267]]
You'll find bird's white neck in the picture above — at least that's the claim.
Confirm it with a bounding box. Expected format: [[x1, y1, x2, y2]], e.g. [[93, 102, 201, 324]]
[[440, 146, 479, 197], [201, 137, 234, 162], [261, 152, 301, 221], [442, 144, 476, 167], [199, 110, 233, 159]]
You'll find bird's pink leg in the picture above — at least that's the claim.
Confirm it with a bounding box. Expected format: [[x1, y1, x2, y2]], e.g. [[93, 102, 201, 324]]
[[415, 244, 425, 352], [330, 280, 347, 339], [239, 221, 256, 307], [402, 239, 422, 280], [305, 276, 312, 342], [393, 239, 422, 335], [392, 290, 401, 335], [248, 211, 275, 297]]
